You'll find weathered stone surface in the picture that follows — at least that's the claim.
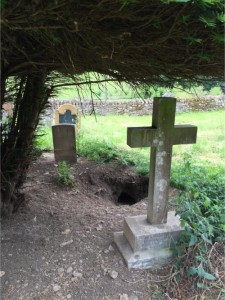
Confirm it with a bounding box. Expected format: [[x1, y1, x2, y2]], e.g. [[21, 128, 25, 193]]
[[114, 97, 197, 269], [52, 124, 77, 163], [114, 211, 182, 269], [114, 232, 173, 269], [123, 211, 182, 252], [127, 98, 197, 224], [47, 96, 225, 119], [127, 125, 197, 147]]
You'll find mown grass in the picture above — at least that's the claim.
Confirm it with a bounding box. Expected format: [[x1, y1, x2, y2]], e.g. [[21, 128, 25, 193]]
[[37, 109, 225, 169], [80, 110, 225, 167]]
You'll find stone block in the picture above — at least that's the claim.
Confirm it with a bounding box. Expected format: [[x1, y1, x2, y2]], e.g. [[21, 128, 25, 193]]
[[114, 211, 182, 269], [123, 211, 182, 252], [52, 124, 77, 163], [114, 232, 173, 269]]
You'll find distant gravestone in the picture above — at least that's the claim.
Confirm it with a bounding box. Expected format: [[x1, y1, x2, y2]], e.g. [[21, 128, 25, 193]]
[[54, 103, 81, 131], [52, 104, 81, 163], [52, 124, 77, 163], [114, 97, 198, 269]]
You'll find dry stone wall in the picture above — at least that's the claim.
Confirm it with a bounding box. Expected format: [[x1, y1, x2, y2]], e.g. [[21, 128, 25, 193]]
[[49, 96, 225, 117]]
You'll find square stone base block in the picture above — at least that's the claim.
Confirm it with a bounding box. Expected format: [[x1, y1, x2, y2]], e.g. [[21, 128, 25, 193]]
[[114, 232, 173, 269], [114, 211, 182, 269], [124, 211, 182, 252]]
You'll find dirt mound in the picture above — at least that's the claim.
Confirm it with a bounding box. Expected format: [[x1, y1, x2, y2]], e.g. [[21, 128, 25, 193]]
[[71, 158, 149, 206]]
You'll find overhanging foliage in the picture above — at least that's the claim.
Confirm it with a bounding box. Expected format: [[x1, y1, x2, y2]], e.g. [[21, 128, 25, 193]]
[[1, 0, 224, 85]]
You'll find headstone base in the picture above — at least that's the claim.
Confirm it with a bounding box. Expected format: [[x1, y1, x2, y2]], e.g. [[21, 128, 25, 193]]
[[114, 232, 173, 269], [114, 211, 182, 269]]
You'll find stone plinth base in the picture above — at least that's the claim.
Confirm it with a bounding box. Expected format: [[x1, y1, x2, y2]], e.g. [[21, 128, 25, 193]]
[[114, 211, 182, 269]]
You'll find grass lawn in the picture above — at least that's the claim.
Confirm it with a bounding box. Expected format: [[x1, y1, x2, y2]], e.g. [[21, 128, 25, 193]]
[[79, 110, 225, 166], [38, 109, 225, 167]]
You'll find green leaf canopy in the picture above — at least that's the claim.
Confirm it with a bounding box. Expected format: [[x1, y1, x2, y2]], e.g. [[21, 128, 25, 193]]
[[1, 0, 224, 84]]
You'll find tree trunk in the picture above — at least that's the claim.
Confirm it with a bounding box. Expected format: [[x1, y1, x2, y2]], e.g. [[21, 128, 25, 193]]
[[1, 72, 48, 217]]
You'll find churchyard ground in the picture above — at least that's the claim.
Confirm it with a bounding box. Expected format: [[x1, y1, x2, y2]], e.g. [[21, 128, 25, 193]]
[[1, 110, 224, 300]]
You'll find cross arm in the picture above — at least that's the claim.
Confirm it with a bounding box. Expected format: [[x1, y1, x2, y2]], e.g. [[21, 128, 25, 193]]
[[172, 125, 197, 145], [127, 124, 197, 148], [127, 127, 157, 148]]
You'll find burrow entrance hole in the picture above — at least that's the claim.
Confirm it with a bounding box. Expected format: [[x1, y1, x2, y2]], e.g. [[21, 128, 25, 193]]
[[118, 192, 137, 205], [110, 179, 149, 206]]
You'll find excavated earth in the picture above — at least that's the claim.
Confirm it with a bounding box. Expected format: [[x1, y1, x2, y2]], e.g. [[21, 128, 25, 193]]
[[1, 152, 180, 300]]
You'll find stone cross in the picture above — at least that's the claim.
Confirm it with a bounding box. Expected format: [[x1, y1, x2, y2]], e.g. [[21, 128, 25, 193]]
[[127, 97, 197, 225]]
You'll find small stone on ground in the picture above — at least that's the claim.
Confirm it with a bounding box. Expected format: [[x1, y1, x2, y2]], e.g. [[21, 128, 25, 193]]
[[109, 270, 118, 279], [120, 294, 129, 300], [53, 284, 61, 292]]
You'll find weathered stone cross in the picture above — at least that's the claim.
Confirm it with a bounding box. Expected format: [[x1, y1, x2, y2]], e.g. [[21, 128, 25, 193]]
[[127, 97, 197, 225]]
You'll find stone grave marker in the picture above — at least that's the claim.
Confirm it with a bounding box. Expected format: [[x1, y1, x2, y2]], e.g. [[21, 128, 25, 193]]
[[52, 124, 77, 163], [52, 104, 81, 163], [114, 97, 198, 269], [54, 103, 81, 131]]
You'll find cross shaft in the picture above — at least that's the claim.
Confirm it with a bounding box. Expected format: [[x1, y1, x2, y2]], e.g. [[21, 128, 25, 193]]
[[127, 98, 197, 224]]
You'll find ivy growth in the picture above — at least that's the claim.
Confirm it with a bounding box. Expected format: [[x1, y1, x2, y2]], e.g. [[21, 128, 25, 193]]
[[171, 155, 225, 289]]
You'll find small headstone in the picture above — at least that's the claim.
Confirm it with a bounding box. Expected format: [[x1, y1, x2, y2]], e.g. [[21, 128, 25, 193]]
[[52, 125, 77, 163], [53, 104, 80, 163]]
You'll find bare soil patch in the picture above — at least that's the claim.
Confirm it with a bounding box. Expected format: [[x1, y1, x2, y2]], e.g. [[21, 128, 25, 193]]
[[1, 153, 179, 300]]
